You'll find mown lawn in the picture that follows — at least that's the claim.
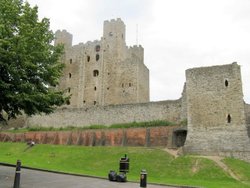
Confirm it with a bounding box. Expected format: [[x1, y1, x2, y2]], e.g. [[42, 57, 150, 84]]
[[0, 142, 249, 188]]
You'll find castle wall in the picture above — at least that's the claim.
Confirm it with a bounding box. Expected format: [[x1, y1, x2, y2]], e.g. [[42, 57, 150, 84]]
[[184, 63, 250, 162], [103, 18, 126, 61], [186, 63, 245, 128], [137, 57, 150, 102], [180, 83, 187, 120], [245, 103, 250, 125], [112, 59, 138, 104], [81, 41, 103, 107], [59, 43, 86, 108], [27, 100, 183, 128]]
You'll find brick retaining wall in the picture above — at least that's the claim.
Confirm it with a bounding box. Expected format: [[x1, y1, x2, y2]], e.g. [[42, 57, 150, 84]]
[[0, 126, 180, 148]]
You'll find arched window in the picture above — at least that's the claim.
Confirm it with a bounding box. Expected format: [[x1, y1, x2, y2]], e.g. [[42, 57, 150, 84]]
[[227, 114, 231, 123], [69, 73, 72, 78], [225, 80, 229, 87], [95, 45, 100, 52], [93, 70, 99, 77], [87, 55, 90, 62], [96, 54, 100, 61]]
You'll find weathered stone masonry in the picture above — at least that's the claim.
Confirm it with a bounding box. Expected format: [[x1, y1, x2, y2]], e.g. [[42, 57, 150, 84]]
[[183, 63, 250, 162], [55, 18, 149, 108], [5, 17, 250, 163], [245, 103, 250, 126], [27, 100, 184, 127]]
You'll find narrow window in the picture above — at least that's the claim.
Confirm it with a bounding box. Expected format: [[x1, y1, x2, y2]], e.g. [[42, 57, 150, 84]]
[[225, 80, 229, 87], [122, 34, 123, 38], [227, 114, 231, 123], [93, 70, 99, 77], [129, 83, 132, 87], [94, 86, 97, 91], [70, 59, 72, 64], [83, 100, 86, 104], [66, 100, 70, 105], [69, 73, 72, 78], [94, 101, 97, 105], [68, 88, 71, 93], [95, 45, 100, 52], [122, 83, 124, 88], [96, 54, 100, 61], [107, 87, 109, 90], [87, 55, 90, 62]]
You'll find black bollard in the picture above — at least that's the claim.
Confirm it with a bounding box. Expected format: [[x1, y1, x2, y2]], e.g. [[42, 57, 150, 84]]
[[13, 160, 21, 188], [140, 169, 147, 188]]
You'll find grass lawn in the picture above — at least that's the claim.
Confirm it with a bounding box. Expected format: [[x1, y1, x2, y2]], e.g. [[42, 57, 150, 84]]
[[223, 158, 250, 184], [0, 142, 249, 188]]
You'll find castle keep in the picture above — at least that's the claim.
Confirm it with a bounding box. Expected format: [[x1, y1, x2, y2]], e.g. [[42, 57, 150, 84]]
[[55, 18, 149, 107]]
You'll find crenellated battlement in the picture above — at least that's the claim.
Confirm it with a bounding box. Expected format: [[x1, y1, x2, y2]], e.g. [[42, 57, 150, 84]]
[[54, 29, 73, 49], [128, 45, 144, 62], [103, 18, 126, 42], [103, 18, 124, 25]]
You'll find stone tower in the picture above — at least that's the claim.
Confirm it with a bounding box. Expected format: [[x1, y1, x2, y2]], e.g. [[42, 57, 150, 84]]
[[54, 30, 73, 49], [55, 18, 149, 108], [183, 63, 250, 162]]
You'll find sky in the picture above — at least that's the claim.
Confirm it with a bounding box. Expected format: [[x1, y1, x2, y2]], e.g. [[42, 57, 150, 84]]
[[28, 0, 250, 103]]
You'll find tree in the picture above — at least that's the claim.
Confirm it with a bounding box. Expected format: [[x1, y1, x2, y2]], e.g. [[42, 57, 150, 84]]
[[0, 0, 69, 124]]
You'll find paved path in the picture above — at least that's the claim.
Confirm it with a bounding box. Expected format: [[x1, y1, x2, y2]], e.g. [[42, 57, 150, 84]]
[[0, 165, 176, 188]]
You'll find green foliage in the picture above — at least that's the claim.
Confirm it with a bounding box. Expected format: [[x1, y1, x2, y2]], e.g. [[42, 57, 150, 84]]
[[0, 143, 249, 188], [0, 0, 68, 123], [5, 120, 175, 132], [180, 119, 187, 126], [109, 120, 174, 129], [26, 126, 55, 132]]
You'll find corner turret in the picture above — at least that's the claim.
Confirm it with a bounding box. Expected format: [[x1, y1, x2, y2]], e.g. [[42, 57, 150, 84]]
[[128, 45, 144, 63], [103, 18, 126, 42], [54, 30, 73, 49]]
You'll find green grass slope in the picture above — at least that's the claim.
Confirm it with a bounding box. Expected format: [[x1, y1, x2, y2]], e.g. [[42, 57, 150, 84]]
[[0, 142, 249, 188]]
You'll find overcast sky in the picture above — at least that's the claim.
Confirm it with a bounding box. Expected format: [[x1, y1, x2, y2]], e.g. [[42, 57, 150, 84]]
[[28, 0, 250, 103]]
